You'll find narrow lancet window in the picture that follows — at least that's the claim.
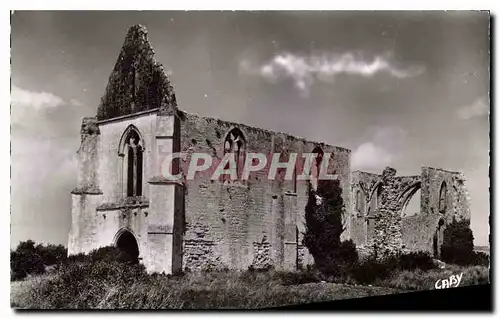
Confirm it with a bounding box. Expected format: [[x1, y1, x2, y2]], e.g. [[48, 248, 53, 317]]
[[125, 129, 143, 197]]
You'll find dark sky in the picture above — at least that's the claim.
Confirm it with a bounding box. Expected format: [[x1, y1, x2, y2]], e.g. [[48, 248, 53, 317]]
[[10, 11, 490, 247]]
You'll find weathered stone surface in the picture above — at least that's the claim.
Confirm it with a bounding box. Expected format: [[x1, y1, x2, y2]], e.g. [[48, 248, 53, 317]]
[[350, 166, 472, 259], [97, 25, 177, 121], [69, 25, 475, 274]]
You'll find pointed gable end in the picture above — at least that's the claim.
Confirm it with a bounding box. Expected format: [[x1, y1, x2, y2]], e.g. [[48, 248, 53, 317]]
[[97, 25, 177, 121]]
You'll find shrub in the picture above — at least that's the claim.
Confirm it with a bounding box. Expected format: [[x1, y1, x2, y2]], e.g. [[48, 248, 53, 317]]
[[35, 244, 67, 266], [303, 179, 351, 275], [335, 240, 359, 266], [398, 251, 436, 271], [64, 246, 141, 266], [66, 253, 87, 264], [10, 250, 45, 281], [440, 218, 487, 266], [11, 240, 55, 281], [88, 246, 138, 264], [350, 256, 390, 284], [11, 240, 71, 280], [349, 251, 436, 285], [470, 251, 490, 266], [16, 240, 37, 252]]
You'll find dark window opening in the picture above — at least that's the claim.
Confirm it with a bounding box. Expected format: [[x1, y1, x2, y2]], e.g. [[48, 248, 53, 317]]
[[439, 182, 447, 214], [356, 190, 365, 213], [125, 129, 143, 197], [223, 128, 246, 182], [312, 146, 324, 176]]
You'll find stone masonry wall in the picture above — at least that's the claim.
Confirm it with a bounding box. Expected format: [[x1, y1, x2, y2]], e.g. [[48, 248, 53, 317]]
[[420, 167, 472, 256], [70, 25, 475, 273], [179, 111, 351, 271], [350, 171, 382, 249], [350, 166, 472, 258], [97, 25, 177, 121]]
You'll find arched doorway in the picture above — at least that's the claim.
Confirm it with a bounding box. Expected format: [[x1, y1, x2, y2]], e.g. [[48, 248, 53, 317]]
[[433, 218, 445, 259], [115, 230, 140, 264]]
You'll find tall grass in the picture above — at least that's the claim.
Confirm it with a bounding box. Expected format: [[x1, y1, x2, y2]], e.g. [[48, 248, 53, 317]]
[[12, 261, 402, 309], [12, 258, 489, 309], [11, 244, 490, 309]]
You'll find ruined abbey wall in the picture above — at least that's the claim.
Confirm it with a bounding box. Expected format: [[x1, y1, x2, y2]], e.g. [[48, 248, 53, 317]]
[[350, 166, 472, 259], [69, 25, 475, 275], [178, 111, 351, 271]]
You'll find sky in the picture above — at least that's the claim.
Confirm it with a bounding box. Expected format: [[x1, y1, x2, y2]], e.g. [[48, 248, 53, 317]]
[[10, 11, 490, 248]]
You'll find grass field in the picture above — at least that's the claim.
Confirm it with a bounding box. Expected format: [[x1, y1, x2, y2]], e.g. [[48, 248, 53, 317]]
[[10, 263, 488, 309], [10, 271, 403, 309]]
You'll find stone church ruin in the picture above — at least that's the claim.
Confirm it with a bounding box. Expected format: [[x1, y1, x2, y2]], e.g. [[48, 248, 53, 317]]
[[68, 25, 472, 274]]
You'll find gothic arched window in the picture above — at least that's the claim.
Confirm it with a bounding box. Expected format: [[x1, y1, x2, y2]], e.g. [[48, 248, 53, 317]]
[[312, 147, 324, 172], [125, 129, 143, 197], [223, 128, 246, 181], [309, 146, 324, 190], [439, 182, 447, 214], [356, 189, 365, 213]]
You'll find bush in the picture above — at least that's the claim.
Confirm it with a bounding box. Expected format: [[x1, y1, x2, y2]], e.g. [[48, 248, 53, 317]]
[[11, 240, 51, 281], [440, 218, 488, 266], [350, 256, 390, 284], [10, 240, 141, 281], [66, 253, 87, 264], [471, 251, 490, 266], [11, 250, 45, 281], [11, 240, 70, 280], [35, 244, 67, 266], [16, 240, 37, 252], [335, 240, 359, 266], [398, 251, 436, 271], [349, 251, 436, 285], [88, 246, 138, 264]]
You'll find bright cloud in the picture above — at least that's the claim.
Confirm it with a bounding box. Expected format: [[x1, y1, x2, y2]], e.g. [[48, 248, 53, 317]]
[[70, 98, 83, 106], [351, 126, 407, 171], [240, 52, 424, 95], [10, 85, 83, 125], [352, 142, 393, 170], [457, 98, 489, 120], [11, 85, 64, 109]]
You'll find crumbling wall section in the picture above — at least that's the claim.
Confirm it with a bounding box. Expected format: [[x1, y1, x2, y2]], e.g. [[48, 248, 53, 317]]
[[372, 167, 402, 257], [97, 25, 177, 121], [421, 167, 471, 223], [68, 117, 103, 255], [351, 166, 472, 258], [371, 171, 421, 257], [350, 171, 381, 248], [179, 111, 351, 271], [420, 167, 472, 256]]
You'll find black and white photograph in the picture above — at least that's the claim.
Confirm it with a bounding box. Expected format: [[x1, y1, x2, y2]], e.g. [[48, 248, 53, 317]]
[[9, 9, 491, 310]]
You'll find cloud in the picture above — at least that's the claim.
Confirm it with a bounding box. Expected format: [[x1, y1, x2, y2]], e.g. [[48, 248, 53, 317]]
[[10, 85, 83, 126], [351, 126, 407, 171], [70, 98, 83, 106], [11, 85, 64, 109], [352, 142, 393, 170], [457, 98, 489, 120], [240, 52, 424, 95]]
